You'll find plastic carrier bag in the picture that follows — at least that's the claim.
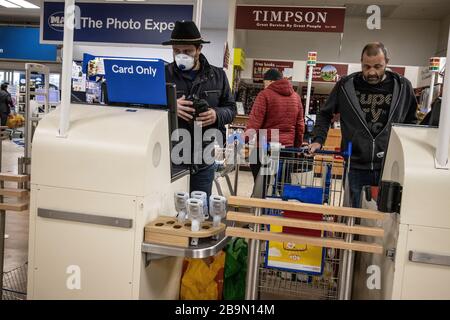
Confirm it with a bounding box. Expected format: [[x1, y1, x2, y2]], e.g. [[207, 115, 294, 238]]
[[180, 251, 225, 300], [223, 238, 248, 300], [6, 114, 25, 129]]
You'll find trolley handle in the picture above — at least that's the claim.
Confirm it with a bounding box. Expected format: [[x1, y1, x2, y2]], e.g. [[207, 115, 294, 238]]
[[276, 142, 353, 158]]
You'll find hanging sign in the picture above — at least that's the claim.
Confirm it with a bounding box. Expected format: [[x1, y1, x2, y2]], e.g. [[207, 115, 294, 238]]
[[41, 1, 194, 45], [235, 5, 346, 33], [309, 63, 348, 82], [429, 57, 444, 72], [387, 66, 406, 76], [0, 26, 57, 61], [307, 51, 317, 66], [253, 60, 294, 80]]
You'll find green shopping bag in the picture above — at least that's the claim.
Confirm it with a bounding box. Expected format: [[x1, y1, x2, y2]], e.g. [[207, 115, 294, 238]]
[[223, 237, 248, 300]]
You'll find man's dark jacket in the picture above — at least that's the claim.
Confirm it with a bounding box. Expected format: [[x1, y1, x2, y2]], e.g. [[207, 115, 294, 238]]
[[312, 71, 418, 170], [0, 89, 12, 115], [165, 54, 236, 158]]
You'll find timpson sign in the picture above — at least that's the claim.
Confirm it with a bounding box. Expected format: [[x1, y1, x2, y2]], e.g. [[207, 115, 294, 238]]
[[235, 5, 346, 33]]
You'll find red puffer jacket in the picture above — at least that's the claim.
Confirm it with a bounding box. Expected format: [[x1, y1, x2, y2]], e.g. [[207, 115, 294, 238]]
[[245, 79, 304, 147]]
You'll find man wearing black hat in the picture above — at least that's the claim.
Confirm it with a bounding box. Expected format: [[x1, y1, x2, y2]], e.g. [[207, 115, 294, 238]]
[[163, 21, 236, 199]]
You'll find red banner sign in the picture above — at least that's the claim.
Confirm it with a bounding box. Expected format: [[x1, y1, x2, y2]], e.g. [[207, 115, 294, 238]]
[[309, 63, 348, 82], [253, 60, 294, 80], [387, 66, 405, 76], [236, 5, 346, 33]]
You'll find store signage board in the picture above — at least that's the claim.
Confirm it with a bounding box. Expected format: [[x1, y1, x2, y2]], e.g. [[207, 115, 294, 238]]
[[235, 5, 345, 33], [309, 63, 348, 82], [0, 26, 57, 61], [387, 66, 406, 76], [83, 54, 167, 105], [41, 1, 193, 45], [253, 60, 294, 80], [307, 51, 317, 66], [417, 58, 446, 87], [103, 58, 167, 105], [429, 57, 444, 72]]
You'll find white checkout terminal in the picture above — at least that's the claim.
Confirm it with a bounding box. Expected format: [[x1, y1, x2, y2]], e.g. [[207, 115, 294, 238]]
[[26, 56, 200, 299], [353, 125, 450, 300]]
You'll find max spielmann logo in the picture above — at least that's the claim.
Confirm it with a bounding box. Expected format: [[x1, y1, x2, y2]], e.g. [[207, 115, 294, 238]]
[[48, 11, 65, 32]]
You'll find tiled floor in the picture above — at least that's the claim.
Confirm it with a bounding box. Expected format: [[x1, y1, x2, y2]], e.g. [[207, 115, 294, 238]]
[[212, 166, 255, 198]]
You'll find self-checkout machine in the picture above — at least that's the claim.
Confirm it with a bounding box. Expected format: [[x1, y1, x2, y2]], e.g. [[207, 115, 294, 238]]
[[27, 0, 227, 299], [352, 38, 450, 299]]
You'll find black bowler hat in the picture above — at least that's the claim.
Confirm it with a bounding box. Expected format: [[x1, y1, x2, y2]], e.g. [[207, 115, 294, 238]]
[[162, 21, 210, 46], [264, 69, 283, 81]]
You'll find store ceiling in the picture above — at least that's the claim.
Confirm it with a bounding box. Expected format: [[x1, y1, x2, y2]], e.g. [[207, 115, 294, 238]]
[[0, 0, 40, 24], [1, 0, 450, 27]]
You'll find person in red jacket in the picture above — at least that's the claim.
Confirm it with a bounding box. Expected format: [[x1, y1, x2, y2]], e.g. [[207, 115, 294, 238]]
[[245, 69, 305, 180]]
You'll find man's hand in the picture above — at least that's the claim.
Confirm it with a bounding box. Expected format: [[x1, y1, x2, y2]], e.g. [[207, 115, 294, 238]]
[[177, 95, 195, 121], [307, 142, 322, 156], [196, 108, 217, 127]]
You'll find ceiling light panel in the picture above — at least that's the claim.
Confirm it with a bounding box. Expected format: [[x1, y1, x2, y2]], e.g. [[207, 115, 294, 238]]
[[0, 0, 20, 8], [7, 0, 40, 9]]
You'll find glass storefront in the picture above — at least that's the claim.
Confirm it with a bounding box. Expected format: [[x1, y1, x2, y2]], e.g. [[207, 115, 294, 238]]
[[1, 70, 60, 89]]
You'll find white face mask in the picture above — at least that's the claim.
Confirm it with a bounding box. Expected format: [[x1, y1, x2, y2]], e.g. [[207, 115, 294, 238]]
[[175, 54, 195, 71]]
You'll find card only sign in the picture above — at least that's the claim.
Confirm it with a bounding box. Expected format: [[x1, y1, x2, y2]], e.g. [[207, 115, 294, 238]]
[[103, 59, 167, 106]]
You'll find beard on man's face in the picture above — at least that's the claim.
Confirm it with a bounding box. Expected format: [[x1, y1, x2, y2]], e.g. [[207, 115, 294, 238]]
[[365, 71, 384, 84]]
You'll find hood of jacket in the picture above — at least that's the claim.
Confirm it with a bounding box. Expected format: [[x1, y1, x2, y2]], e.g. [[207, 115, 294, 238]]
[[267, 78, 294, 97]]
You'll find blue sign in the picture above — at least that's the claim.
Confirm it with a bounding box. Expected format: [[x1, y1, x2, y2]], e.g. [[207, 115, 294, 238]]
[[103, 58, 167, 106], [19, 73, 45, 86], [41, 1, 194, 45], [0, 26, 57, 61]]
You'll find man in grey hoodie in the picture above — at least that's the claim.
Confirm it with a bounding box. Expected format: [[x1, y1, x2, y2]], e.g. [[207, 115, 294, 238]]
[[309, 43, 418, 207]]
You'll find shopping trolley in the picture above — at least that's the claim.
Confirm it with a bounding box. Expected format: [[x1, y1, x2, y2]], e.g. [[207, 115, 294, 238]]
[[2, 263, 27, 300], [214, 130, 244, 197], [254, 143, 352, 300]]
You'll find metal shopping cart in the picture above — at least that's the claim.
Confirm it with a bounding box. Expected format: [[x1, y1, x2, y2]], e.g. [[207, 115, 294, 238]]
[[254, 144, 352, 300], [214, 130, 244, 197], [2, 263, 28, 300]]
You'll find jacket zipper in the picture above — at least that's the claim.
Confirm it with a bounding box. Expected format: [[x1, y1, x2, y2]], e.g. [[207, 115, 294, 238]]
[[190, 67, 214, 97], [371, 83, 404, 169], [371, 139, 375, 170], [373, 82, 404, 140], [342, 86, 374, 169], [342, 81, 404, 170], [174, 65, 211, 98], [341, 86, 373, 136]]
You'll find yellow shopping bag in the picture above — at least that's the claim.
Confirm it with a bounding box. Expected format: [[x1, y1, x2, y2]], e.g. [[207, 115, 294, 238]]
[[180, 251, 225, 300]]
